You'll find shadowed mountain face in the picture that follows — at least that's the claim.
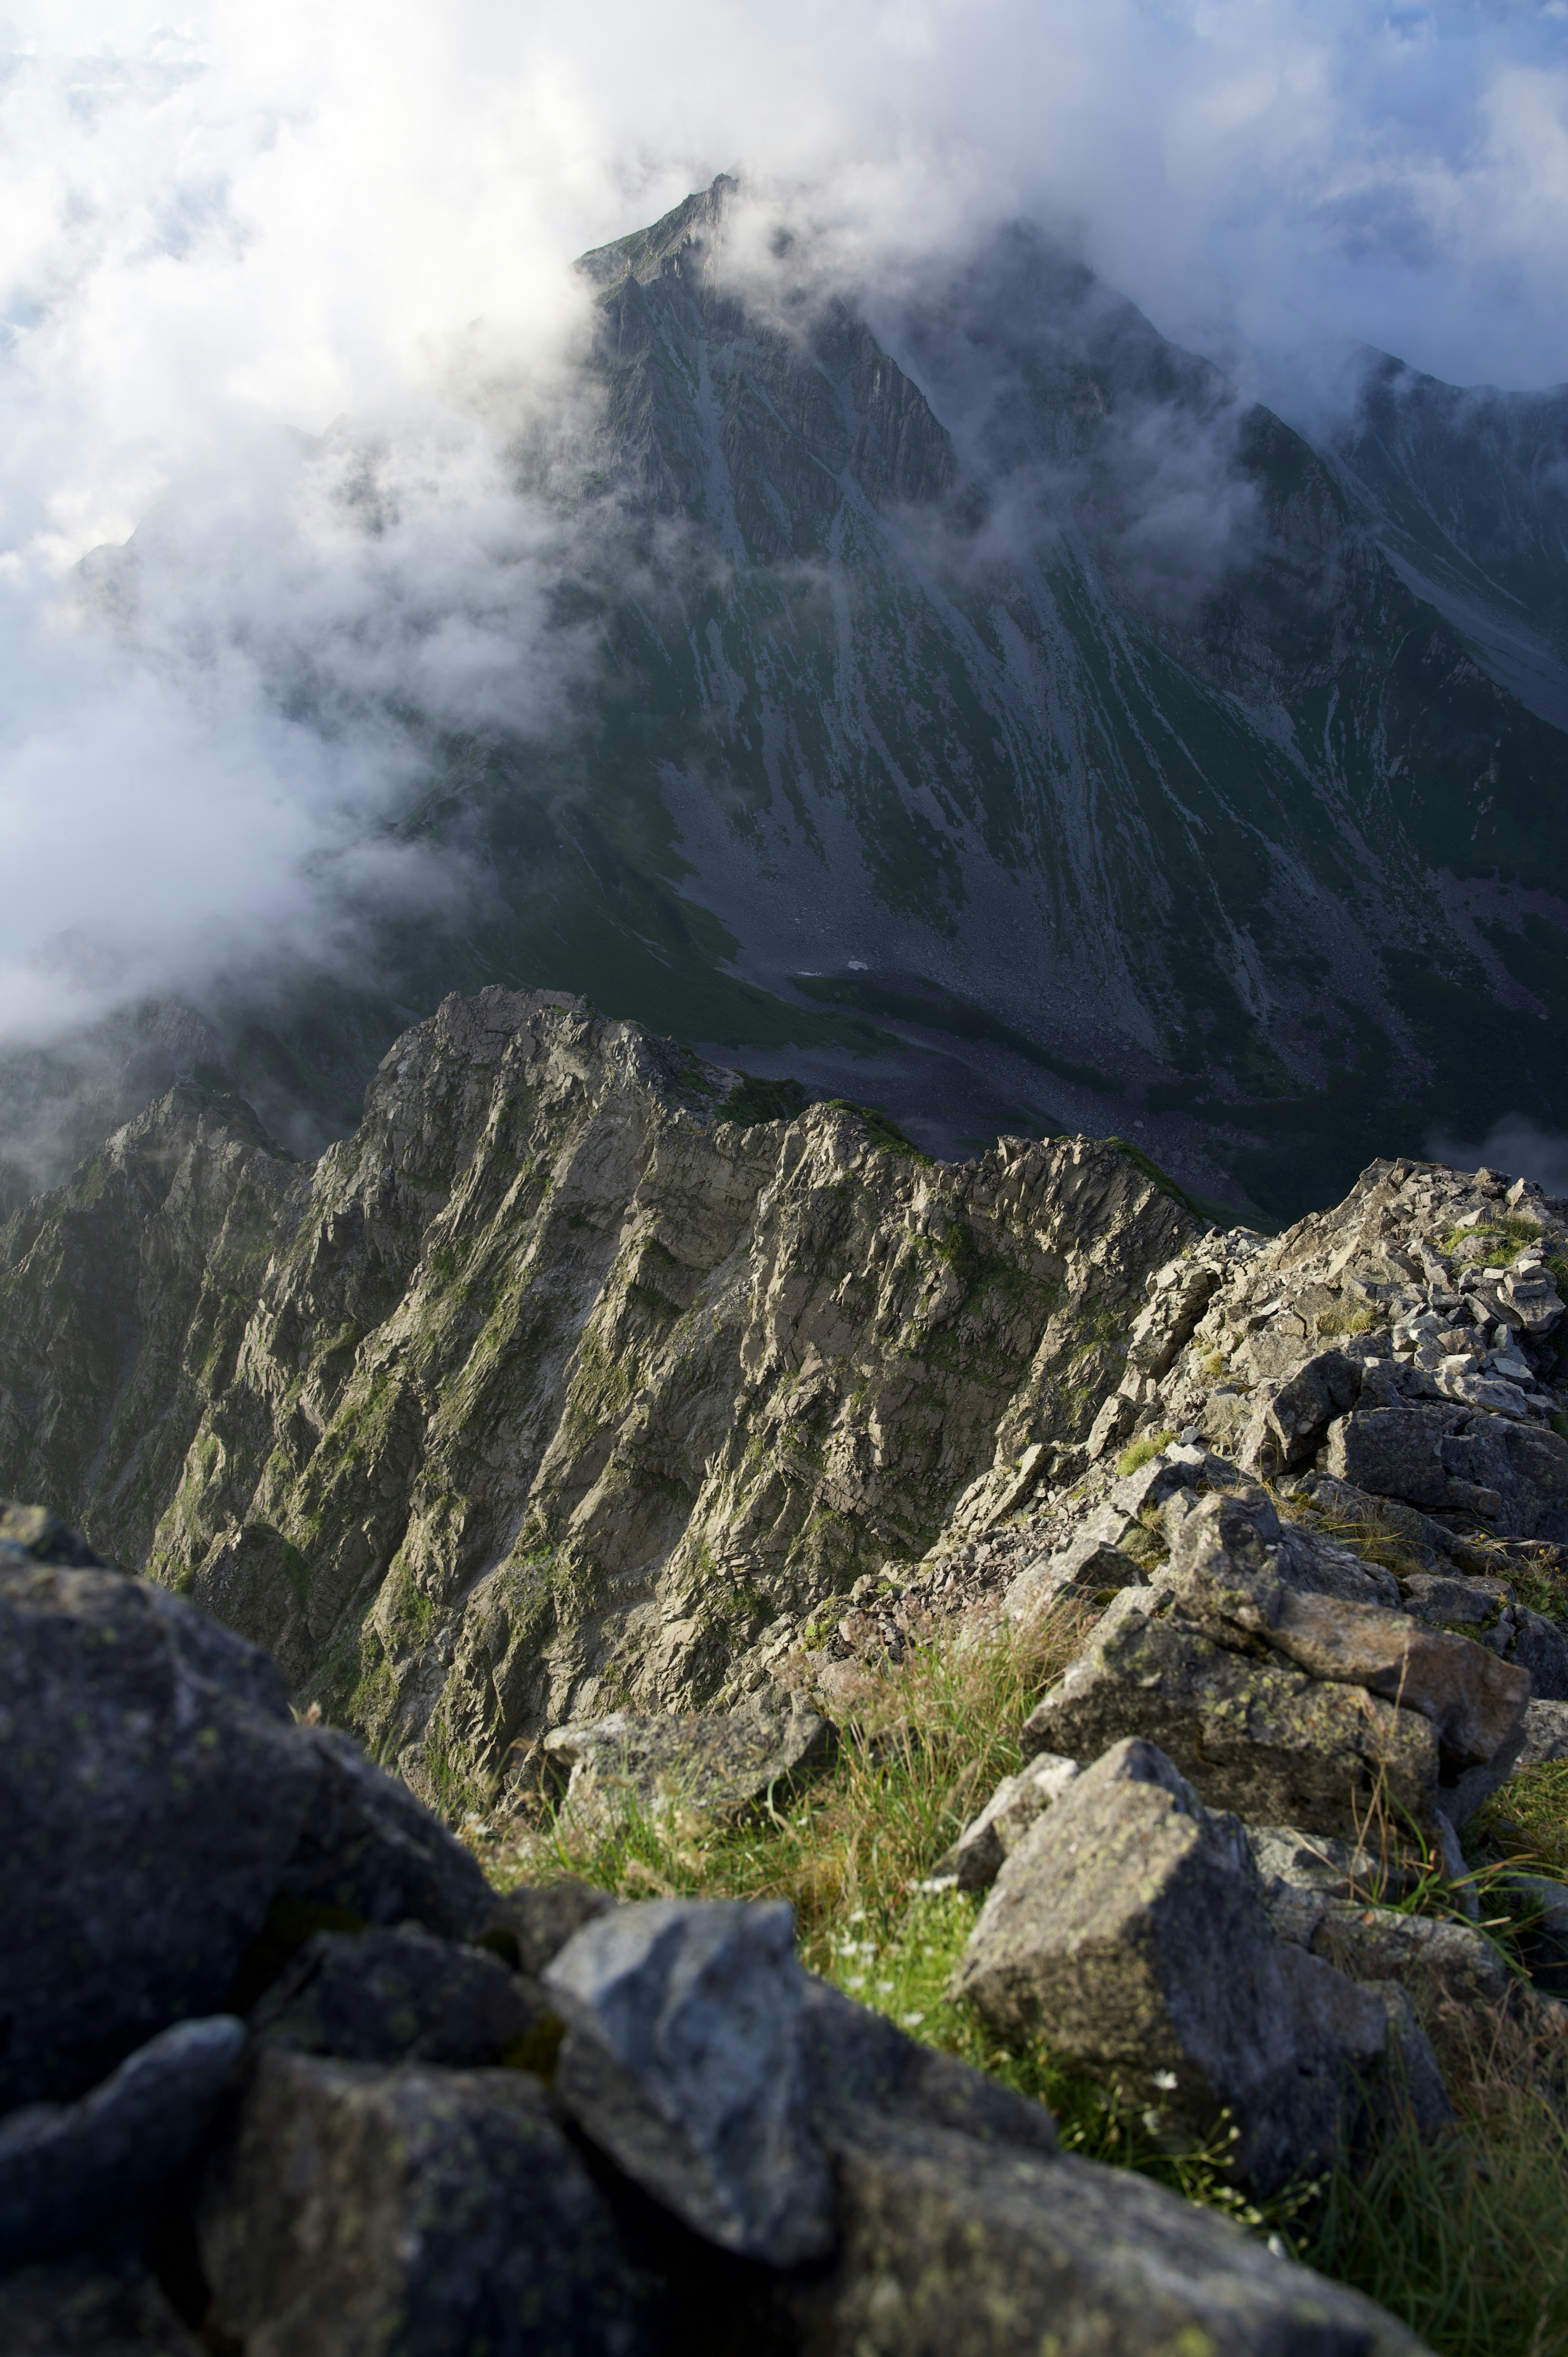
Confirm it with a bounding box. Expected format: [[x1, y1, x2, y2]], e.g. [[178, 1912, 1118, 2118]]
[[7, 180, 1567, 1226]]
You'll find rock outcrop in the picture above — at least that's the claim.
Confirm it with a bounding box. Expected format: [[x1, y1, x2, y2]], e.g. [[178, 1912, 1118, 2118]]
[[0, 987, 1195, 1803], [0, 1532, 1432, 2355]]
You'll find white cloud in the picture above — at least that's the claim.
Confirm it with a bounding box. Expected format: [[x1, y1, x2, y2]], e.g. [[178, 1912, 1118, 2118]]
[[0, 0, 1564, 1054]]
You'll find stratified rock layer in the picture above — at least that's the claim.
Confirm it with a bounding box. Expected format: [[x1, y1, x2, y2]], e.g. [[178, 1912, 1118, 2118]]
[[0, 988, 1193, 1801]]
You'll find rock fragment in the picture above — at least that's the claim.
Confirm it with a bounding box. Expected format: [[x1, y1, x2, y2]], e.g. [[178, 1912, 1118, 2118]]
[[543, 1898, 834, 2265], [543, 1688, 833, 1832], [0, 2016, 244, 2267], [250, 1926, 548, 2068], [198, 2052, 654, 2357], [0, 1562, 317, 2107], [276, 1726, 494, 1940], [933, 1754, 1081, 1892], [953, 1737, 1432, 2194]]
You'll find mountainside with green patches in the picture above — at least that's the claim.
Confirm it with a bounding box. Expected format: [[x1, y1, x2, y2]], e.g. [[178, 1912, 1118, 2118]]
[[399, 184, 1568, 1219], [9, 181, 1568, 1229], [0, 987, 1193, 1810]]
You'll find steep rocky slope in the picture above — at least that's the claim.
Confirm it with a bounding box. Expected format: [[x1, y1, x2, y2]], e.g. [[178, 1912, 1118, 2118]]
[[26, 184, 1568, 1230], [0, 987, 1192, 1808]]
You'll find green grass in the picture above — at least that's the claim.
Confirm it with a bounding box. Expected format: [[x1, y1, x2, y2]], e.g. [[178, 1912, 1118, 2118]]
[[470, 1604, 1568, 2355], [1115, 1429, 1176, 1477]]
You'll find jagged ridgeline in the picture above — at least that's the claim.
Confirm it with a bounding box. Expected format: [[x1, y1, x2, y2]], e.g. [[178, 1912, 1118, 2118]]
[[0, 990, 1195, 1807]]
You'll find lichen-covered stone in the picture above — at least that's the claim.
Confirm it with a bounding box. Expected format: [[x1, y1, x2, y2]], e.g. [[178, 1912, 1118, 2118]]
[[777, 2115, 1430, 2357], [250, 1927, 546, 2067], [953, 1738, 1403, 2193], [0, 2017, 244, 2266], [197, 2052, 655, 2357], [543, 1687, 834, 1831], [1022, 1598, 1441, 1838], [0, 2256, 202, 2357], [0, 1561, 317, 2107]]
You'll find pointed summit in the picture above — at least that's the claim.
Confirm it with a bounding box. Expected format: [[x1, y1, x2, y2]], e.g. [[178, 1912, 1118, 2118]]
[[576, 173, 738, 288]]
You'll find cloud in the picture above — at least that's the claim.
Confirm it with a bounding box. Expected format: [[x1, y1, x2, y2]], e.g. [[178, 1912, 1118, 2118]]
[[1428, 1114, 1568, 1201], [0, 0, 1563, 1079]]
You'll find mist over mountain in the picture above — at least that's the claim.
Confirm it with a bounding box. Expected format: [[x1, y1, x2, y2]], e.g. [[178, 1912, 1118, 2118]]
[[3, 5, 1568, 1224]]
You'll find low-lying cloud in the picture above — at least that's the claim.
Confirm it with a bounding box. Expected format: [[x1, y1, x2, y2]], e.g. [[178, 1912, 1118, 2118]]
[[1428, 1114, 1568, 1202], [0, 0, 1564, 1082]]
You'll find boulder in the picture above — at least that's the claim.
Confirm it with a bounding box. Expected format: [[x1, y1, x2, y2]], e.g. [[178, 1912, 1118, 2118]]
[[1245, 1823, 1399, 1898], [0, 2016, 244, 2267], [542, 1689, 834, 1832], [250, 1926, 547, 2068], [951, 1738, 1419, 2194], [543, 1898, 834, 2266], [0, 2256, 202, 2356], [933, 1754, 1081, 1893], [479, 1878, 620, 1976], [1324, 1406, 1477, 1513], [1167, 1508, 1529, 1808], [795, 1973, 1060, 2156], [1515, 1697, 1568, 1768], [1240, 1348, 1363, 1476], [1001, 1534, 1144, 1622], [780, 2105, 1430, 2357], [1438, 1415, 1568, 1541], [1263, 1891, 1509, 2005], [1022, 1597, 1442, 1840], [0, 1562, 318, 2107], [197, 2052, 655, 2357], [276, 1726, 494, 1940], [0, 1499, 110, 1568]]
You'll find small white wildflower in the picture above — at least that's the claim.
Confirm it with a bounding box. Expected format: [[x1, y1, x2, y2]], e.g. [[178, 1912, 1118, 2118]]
[[876, 1978, 895, 1993], [847, 1975, 867, 1990], [1151, 2070, 1178, 2091], [901, 2010, 925, 2027]]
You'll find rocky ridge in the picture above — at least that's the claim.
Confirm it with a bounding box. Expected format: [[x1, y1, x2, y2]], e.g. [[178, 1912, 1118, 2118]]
[[0, 986, 1193, 1810], [0, 1507, 1430, 2354]]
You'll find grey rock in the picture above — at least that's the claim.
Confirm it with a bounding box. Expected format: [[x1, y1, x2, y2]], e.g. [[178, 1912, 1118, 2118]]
[[0, 1499, 110, 1569], [1438, 1414, 1568, 1541], [277, 1726, 493, 1940], [543, 1688, 833, 1831], [198, 2052, 653, 2357], [1366, 1984, 1458, 2136], [1164, 1490, 1530, 1820], [795, 1973, 1059, 2155], [1437, 1372, 1534, 1418], [1324, 1406, 1468, 1512], [0, 2016, 244, 2267], [0, 2256, 201, 2356], [933, 1754, 1081, 1892], [953, 1737, 1402, 2195], [1001, 1529, 1143, 1621], [1023, 1594, 1444, 1839], [777, 2114, 1430, 2357], [1503, 1604, 1568, 1699], [1245, 1823, 1398, 1899], [250, 1926, 547, 2067], [1515, 1697, 1568, 1767], [1503, 1870, 1568, 1934], [1398, 1573, 1514, 1632], [543, 1897, 834, 2265], [1240, 1348, 1364, 1475], [1501, 1267, 1565, 1335], [1268, 1892, 1509, 2005], [479, 1878, 620, 1977], [0, 1562, 317, 2107]]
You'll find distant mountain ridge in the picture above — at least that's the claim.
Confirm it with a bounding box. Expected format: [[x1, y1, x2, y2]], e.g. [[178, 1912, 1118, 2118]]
[[4, 177, 1566, 1225]]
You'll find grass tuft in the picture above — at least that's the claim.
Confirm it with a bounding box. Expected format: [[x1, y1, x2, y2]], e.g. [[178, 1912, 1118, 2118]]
[[1115, 1429, 1177, 1478]]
